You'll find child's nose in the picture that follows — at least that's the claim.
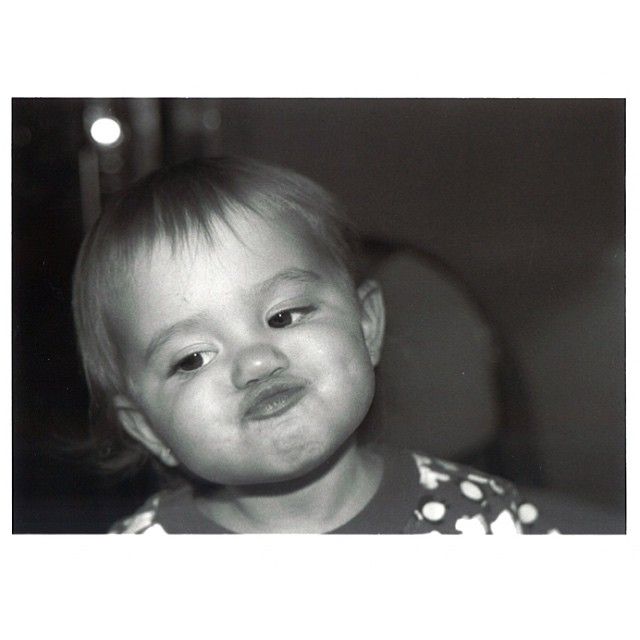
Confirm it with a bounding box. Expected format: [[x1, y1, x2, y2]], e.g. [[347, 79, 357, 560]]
[[231, 343, 290, 389]]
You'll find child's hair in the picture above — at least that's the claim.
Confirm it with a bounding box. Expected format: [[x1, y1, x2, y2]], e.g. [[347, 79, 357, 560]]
[[72, 156, 363, 474]]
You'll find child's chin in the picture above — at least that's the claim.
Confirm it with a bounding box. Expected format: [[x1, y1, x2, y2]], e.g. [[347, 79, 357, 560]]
[[233, 444, 344, 488], [261, 449, 332, 485], [268, 435, 355, 486]]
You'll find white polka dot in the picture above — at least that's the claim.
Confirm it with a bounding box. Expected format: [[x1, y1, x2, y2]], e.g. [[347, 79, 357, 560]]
[[141, 523, 168, 535], [417, 465, 450, 490], [518, 503, 539, 524], [422, 501, 446, 522], [460, 480, 483, 501], [455, 514, 489, 534], [467, 473, 488, 484], [490, 510, 521, 535], [489, 479, 505, 494]]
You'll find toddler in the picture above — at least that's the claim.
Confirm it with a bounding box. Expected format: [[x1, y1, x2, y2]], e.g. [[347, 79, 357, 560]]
[[72, 157, 556, 534]]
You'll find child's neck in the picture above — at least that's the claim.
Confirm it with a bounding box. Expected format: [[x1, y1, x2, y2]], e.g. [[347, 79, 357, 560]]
[[194, 437, 383, 533]]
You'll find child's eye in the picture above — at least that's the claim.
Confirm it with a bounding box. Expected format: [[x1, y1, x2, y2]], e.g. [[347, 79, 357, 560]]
[[174, 351, 215, 374], [267, 306, 314, 329]]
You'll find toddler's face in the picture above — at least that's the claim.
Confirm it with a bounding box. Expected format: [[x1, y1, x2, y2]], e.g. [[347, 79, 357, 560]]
[[113, 214, 384, 485]]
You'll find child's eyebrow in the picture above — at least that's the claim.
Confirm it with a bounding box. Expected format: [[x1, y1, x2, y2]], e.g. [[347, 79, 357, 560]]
[[253, 268, 322, 296], [144, 311, 212, 364]]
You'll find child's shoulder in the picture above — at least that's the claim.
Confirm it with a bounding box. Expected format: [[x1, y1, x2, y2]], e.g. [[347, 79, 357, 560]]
[[108, 492, 169, 534], [400, 450, 558, 534], [108, 485, 196, 534], [108, 483, 234, 534]]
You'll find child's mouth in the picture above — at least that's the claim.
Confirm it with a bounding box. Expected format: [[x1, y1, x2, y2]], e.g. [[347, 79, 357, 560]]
[[242, 382, 308, 421]]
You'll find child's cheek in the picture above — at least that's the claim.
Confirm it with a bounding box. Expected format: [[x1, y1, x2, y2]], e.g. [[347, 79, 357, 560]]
[[161, 383, 240, 469], [292, 320, 365, 364], [290, 322, 373, 390], [159, 378, 220, 436]]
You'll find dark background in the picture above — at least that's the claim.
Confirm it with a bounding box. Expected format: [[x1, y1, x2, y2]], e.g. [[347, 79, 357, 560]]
[[12, 98, 625, 533]]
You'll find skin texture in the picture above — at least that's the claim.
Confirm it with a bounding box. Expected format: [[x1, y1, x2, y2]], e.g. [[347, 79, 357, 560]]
[[112, 214, 386, 531]]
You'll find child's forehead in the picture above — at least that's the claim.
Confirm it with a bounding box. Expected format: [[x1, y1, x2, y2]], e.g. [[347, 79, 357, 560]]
[[111, 208, 357, 321], [111, 213, 354, 333], [220, 210, 321, 254], [140, 211, 329, 272]]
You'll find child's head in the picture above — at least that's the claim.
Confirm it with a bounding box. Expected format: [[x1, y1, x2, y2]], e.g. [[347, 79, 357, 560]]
[[73, 157, 385, 484]]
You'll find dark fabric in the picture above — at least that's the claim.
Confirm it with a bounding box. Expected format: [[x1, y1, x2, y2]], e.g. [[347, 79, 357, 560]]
[[110, 448, 557, 534]]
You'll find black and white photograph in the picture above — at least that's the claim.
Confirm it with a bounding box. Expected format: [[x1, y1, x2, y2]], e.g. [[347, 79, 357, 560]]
[[13, 97, 625, 535], [4, 3, 637, 638]]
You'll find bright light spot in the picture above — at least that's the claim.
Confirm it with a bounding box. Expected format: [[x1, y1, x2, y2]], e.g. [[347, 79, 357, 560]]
[[90, 117, 122, 145]]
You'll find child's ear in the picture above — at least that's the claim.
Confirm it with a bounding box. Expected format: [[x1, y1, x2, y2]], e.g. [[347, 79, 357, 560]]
[[113, 395, 179, 467], [357, 279, 386, 366]]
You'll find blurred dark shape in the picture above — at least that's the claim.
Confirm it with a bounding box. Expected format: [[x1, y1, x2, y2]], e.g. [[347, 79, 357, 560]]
[[363, 239, 539, 481]]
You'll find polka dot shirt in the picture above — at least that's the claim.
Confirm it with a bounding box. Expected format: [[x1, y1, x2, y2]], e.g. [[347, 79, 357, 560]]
[[110, 448, 558, 534]]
